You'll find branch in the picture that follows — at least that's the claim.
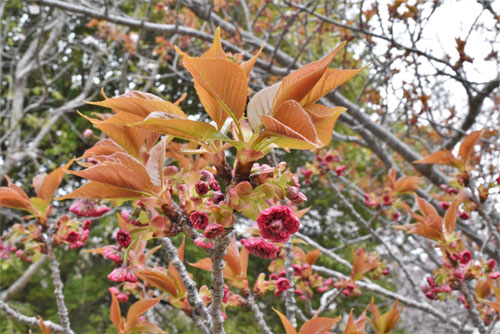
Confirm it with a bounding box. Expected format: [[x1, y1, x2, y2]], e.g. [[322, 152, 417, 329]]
[[246, 293, 274, 334], [312, 265, 473, 332], [283, 241, 297, 328], [160, 237, 211, 334], [443, 77, 499, 150], [208, 232, 232, 334], [0, 300, 71, 334], [0, 255, 47, 301], [460, 282, 486, 334], [45, 230, 72, 334]]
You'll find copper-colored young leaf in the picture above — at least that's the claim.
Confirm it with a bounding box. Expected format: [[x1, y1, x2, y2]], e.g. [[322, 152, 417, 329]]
[[485, 301, 500, 315], [301, 67, 364, 106], [129, 320, 167, 334], [351, 249, 382, 281], [240, 246, 249, 277], [87, 92, 186, 118], [80, 113, 149, 158], [110, 291, 122, 329], [56, 181, 143, 200], [312, 106, 345, 146], [132, 113, 218, 141], [146, 136, 167, 187], [80, 139, 127, 159], [274, 308, 298, 334], [370, 299, 401, 334], [178, 54, 247, 127], [458, 130, 482, 165], [189, 257, 213, 272], [299, 316, 341, 334], [306, 249, 321, 265], [240, 45, 264, 79], [34, 159, 74, 201], [393, 175, 421, 194], [263, 100, 318, 144], [247, 83, 280, 131], [343, 309, 368, 334], [261, 115, 318, 150], [225, 236, 242, 277], [200, 27, 226, 59], [126, 295, 163, 326], [444, 190, 466, 233], [93, 152, 153, 189], [0, 187, 35, 212], [67, 163, 147, 192], [413, 150, 456, 166], [135, 268, 178, 296], [273, 42, 346, 110], [38, 316, 51, 334]]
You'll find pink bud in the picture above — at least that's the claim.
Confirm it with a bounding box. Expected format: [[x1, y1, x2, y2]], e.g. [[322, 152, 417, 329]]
[[334, 165, 346, 176], [487, 259, 496, 270], [426, 276, 436, 288], [454, 269, 465, 280], [83, 129, 94, 138], [195, 182, 209, 195], [459, 211, 470, 220], [439, 202, 450, 210], [204, 223, 224, 239], [447, 188, 459, 195], [382, 194, 392, 206], [65, 231, 81, 244], [391, 212, 400, 221]]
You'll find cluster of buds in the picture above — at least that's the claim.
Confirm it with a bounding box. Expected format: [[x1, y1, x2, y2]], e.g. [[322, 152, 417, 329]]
[[109, 286, 130, 303], [69, 199, 110, 217], [333, 279, 361, 298], [421, 276, 452, 300]]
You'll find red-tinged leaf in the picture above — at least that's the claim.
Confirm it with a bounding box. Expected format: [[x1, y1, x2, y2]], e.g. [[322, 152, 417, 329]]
[[458, 130, 482, 165], [274, 308, 298, 334], [273, 101, 319, 143], [262, 115, 316, 147], [344, 313, 356, 334], [135, 268, 178, 296], [92, 152, 153, 189], [273, 42, 346, 111], [370, 299, 401, 334], [177, 51, 247, 128], [200, 27, 226, 59], [56, 181, 143, 200], [299, 316, 341, 334], [312, 106, 346, 146], [178, 237, 185, 262], [35, 158, 74, 201], [485, 301, 500, 315], [146, 136, 167, 187], [67, 163, 148, 192], [128, 320, 167, 334], [240, 44, 264, 79], [301, 67, 365, 106], [247, 83, 280, 131], [475, 279, 492, 300], [126, 295, 163, 326], [80, 113, 147, 158], [240, 246, 249, 277], [351, 249, 382, 281], [413, 150, 457, 166], [87, 92, 186, 118], [415, 196, 440, 221], [80, 139, 127, 159], [189, 257, 213, 272], [225, 236, 242, 277], [306, 249, 321, 265], [0, 188, 35, 212], [132, 113, 218, 141], [444, 190, 466, 233], [388, 167, 397, 189], [393, 176, 421, 194], [38, 316, 51, 334], [294, 207, 311, 219], [110, 291, 122, 330]]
